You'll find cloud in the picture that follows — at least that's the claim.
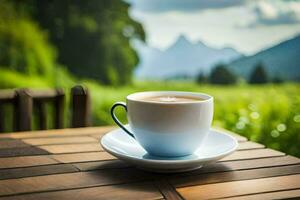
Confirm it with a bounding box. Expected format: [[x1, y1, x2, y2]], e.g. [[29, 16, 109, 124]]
[[126, 0, 245, 13], [248, 0, 300, 27]]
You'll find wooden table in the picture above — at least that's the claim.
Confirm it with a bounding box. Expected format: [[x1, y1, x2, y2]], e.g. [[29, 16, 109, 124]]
[[0, 127, 299, 200]]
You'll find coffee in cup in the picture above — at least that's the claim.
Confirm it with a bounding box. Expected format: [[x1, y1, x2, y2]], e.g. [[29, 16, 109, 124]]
[[140, 95, 204, 103]]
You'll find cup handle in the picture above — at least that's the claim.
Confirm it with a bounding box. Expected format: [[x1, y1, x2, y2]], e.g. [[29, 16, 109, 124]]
[[111, 102, 135, 138]]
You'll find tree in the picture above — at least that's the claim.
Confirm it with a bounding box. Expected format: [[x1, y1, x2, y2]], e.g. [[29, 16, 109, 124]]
[[13, 0, 145, 85], [209, 64, 237, 85], [0, 1, 56, 79], [196, 72, 207, 84], [249, 63, 268, 84], [272, 77, 283, 84]]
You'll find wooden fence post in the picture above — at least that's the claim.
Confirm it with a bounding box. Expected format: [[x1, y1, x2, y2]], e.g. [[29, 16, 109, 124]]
[[71, 85, 91, 128], [0, 103, 3, 132], [14, 89, 33, 131], [0, 90, 16, 132]]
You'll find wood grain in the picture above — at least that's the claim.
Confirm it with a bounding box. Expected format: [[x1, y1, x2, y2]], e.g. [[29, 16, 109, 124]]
[[165, 155, 300, 181], [0, 126, 299, 199], [51, 152, 115, 163], [0, 168, 154, 196], [0, 164, 78, 180], [0, 146, 49, 157], [0, 126, 114, 139], [0, 182, 163, 200], [177, 174, 300, 200], [236, 141, 264, 150], [220, 189, 300, 200], [23, 136, 97, 145], [155, 180, 183, 200], [0, 138, 30, 149], [221, 148, 284, 161], [198, 155, 300, 174], [74, 160, 131, 171], [40, 143, 101, 154], [170, 164, 300, 188], [0, 155, 58, 169]]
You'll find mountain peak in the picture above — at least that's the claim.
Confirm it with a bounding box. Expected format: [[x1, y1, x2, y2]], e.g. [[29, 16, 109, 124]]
[[135, 34, 242, 80], [177, 34, 189, 42], [173, 34, 192, 46]]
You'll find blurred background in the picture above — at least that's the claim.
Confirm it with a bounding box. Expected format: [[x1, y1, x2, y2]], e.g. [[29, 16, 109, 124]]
[[0, 0, 299, 157]]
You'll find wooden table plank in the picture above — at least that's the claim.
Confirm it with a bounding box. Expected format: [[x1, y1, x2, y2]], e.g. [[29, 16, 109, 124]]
[[0, 182, 163, 200], [40, 143, 102, 154], [23, 136, 97, 145], [155, 180, 183, 200], [0, 146, 49, 157], [197, 155, 300, 174], [0, 155, 59, 169], [0, 138, 31, 149], [220, 189, 300, 200], [0, 126, 114, 139], [0, 155, 297, 183], [51, 152, 115, 163], [177, 174, 300, 200], [164, 156, 300, 181], [74, 160, 131, 171], [0, 168, 154, 196], [221, 148, 284, 161], [170, 164, 300, 188], [236, 141, 264, 150], [0, 164, 78, 180]]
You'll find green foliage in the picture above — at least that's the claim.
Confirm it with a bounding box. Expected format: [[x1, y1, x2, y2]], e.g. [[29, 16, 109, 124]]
[[0, 68, 51, 88], [249, 63, 268, 84], [0, 1, 57, 79], [209, 64, 237, 85], [19, 0, 145, 85], [272, 76, 284, 84], [196, 72, 208, 84]]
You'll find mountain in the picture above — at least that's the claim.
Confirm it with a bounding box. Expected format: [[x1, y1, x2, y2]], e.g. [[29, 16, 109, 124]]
[[228, 34, 300, 81], [133, 35, 242, 80]]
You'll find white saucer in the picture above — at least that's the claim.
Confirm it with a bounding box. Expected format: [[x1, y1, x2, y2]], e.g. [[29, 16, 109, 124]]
[[101, 125, 238, 173]]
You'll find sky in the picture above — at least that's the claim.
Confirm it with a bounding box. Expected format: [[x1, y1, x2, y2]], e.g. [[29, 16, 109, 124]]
[[126, 0, 300, 55]]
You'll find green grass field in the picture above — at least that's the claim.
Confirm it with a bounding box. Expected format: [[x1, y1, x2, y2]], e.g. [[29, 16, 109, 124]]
[[0, 69, 299, 157]]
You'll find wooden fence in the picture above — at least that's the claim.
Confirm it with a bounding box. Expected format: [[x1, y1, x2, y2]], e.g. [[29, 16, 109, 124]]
[[0, 86, 91, 132]]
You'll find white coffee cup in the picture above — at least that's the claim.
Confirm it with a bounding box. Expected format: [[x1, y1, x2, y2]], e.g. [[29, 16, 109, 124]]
[[111, 91, 214, 157]]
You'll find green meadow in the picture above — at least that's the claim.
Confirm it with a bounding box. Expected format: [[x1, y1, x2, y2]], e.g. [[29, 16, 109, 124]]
[[1, 69, 299, 157]]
